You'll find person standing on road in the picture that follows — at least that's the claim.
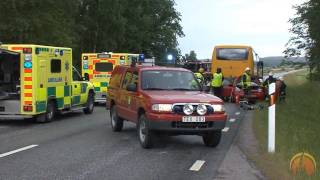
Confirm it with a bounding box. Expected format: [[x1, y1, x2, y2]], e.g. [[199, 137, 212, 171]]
[[194, 68, 205, 86], [211, 67, 224, 98], [241, 67, 252, 95]]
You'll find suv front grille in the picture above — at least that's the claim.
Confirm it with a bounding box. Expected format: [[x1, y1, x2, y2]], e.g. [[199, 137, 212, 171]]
[[172, 104, 214, 115], [171, 121, 213, 129]]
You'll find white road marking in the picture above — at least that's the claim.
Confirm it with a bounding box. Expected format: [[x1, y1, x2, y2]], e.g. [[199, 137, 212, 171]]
[[189, 160, 206, 171], [229, 118, 236, 123], [235, 112, 241, 115], [222, 127, 230, 132], [0, 145, 38, 158]]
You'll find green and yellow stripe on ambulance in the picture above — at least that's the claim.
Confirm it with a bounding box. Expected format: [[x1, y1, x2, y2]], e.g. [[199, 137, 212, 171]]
[[34, 84, 90, 113]]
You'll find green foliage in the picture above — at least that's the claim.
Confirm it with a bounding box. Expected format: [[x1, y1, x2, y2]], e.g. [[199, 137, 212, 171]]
[[285, 0, 320, 79], [0, 0, 184, 68], [182, 50, 197, 61], [253, 70, 320, 180]]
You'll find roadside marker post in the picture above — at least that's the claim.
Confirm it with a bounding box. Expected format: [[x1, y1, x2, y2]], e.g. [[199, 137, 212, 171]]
[[268, 83, 276, 153]]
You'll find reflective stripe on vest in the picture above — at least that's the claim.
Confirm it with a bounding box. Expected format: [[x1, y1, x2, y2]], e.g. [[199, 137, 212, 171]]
[[211, 73, 223, 87]]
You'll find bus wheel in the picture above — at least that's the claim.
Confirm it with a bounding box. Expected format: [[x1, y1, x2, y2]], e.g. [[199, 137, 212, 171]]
[[36, 100, 56, 123]]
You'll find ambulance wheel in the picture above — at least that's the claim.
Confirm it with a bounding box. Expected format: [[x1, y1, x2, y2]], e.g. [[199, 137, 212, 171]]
[[84, 92, 94, 114], [110, 105, 123, 132], [36, 100, 56, 123], [202, 130, 221, 147]]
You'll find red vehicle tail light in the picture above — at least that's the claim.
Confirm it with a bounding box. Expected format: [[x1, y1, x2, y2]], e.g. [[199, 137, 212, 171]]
[[23, 48, 32, 54], [23, 106, 33, 112]]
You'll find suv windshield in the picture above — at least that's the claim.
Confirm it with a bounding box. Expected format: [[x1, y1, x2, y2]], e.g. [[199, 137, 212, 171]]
[[141, 70, 201, 91]]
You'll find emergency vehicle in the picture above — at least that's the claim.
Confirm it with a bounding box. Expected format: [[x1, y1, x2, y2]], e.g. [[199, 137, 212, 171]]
[[0, 44, 95, 122], [81, 52, 144, 102], [111, 53, 143, 66], [81, 53, 116, 102], [107, 65, 227, 148]]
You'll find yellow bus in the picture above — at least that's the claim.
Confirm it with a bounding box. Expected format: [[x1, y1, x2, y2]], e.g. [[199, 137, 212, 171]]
[[211, 45, 262, 78]]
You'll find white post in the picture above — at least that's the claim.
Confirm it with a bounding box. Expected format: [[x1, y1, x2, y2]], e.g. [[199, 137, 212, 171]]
[[268, 83, 276, 153]]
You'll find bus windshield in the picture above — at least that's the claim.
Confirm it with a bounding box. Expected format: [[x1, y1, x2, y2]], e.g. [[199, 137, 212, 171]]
[[216, 48, 248, 60]]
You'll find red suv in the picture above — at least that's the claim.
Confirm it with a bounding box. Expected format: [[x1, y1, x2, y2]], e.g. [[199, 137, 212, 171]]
[[106, 65, 227, 148]]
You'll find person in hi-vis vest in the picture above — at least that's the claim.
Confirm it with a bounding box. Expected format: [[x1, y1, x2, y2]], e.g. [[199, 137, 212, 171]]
[[211, 67, 224, 98], [241, 67, 252, 95], [194, 68, 205, 86]]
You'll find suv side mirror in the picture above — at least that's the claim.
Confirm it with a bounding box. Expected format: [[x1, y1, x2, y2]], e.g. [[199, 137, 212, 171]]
[[126, 84, 137, 92]]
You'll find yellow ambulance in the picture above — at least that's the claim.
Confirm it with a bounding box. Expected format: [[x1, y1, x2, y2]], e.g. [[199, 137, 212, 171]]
[[81, 53, 116, 102], [81, 52, 144, 102], [0, 44, 95, 122]]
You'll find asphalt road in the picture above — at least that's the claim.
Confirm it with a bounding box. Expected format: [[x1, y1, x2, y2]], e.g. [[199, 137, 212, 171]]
[[0, 103, 244, 180]]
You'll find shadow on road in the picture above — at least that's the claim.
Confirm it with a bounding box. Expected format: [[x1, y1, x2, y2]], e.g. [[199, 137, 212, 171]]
[[0, 111, 85, 128]]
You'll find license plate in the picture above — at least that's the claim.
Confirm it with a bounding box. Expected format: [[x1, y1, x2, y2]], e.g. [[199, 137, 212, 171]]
[[182, 116, 205, 122]]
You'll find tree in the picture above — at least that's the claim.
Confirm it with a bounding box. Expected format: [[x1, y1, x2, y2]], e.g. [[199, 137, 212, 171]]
[[285, 0, 320, 79], [0, 0, 184, 67], [183, 50, 198, 61]]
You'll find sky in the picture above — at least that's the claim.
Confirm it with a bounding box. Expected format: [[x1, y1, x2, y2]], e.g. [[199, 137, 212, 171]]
[[175, 0, 307, 59]]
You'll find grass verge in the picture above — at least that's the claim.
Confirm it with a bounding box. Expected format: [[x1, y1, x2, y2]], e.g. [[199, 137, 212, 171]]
[[252, 70, 320, 180]]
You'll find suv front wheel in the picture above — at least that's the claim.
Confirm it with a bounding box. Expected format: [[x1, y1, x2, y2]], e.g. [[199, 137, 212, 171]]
[[137, 114, 153, 148], [110, 105, 123, 132], [202, 130, 222, 147]]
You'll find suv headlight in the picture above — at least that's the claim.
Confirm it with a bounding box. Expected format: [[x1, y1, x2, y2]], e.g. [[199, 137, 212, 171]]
[[212, 104, 225, 112], [196, 104, 207, 115], [152, 104, 172, 112], [183, 104, 194, 115]]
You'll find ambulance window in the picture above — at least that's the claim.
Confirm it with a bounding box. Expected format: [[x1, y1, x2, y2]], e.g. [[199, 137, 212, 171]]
[[122, 71, 132, 89], [73, 68, 82, 81], [95, 62, 113, 72], [51, 59, 61, 73]]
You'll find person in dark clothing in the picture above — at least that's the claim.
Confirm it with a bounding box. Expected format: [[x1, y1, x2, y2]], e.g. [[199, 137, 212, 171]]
[[263, 72, 277, 87], [263, 72, 277, 100], [278, 76, 287, 102]]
